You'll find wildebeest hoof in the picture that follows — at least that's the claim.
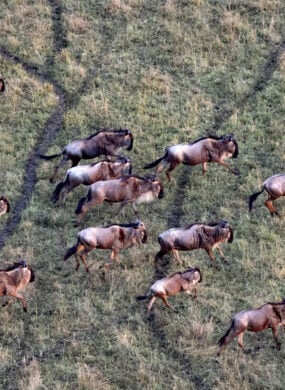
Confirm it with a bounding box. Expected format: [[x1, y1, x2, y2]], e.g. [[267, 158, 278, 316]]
[[23, 307, 27, 312], [234, 168, 240, 176]]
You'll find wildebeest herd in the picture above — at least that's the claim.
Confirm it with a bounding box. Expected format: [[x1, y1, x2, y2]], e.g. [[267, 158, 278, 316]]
[[1, 127, 285, 354]]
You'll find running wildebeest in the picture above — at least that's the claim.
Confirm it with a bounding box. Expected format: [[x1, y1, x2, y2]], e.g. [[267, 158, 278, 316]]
[[144, 134, 239, 181], [63, 220, 147, 271], [52, 158, 132, 204], [0, 260, 35, 312], [155, 221, 233, 268], [218, 300, 285, 353], [38, 128, 133, 183], [0, 77, 5, 92], [249, 173, 285, 217], [0, 196, 10, 217], [137, 267, 202, 316], [75, 174, 164, 225]]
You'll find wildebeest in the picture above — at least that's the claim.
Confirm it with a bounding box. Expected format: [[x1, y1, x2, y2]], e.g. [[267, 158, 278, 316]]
[[144, 134, 239, 181], [218, 300, 285, 353], [0, 77, 5, 92], [0, 196, 10, 217], [137, 267, 202, 316], [0, 260, 35, 312], [63, 220, 147, 271], [155, 221, 233, 268], [52, 158, 132, 204], [249, 173, 285, 217], [38, 128, 133, 183], [75, 174, 164, 225]]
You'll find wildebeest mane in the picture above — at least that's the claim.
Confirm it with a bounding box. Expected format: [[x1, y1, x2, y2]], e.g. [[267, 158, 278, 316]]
[[104, 221, 142, 229], [184, 221, 222, 229], [0, 262, 26, 272], [29, 266, 36, 282], [120, 174, 149, 182], [232, 138, 239, 158], [189, 134, 221, 145], [86, 128, 130, 140]]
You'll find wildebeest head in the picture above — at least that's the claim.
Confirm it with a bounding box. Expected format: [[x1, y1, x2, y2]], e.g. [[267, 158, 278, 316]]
[[0, 78, 5, 92], [133, 219, 148, 243], [146, 175, 164, 199], [183, 267, 202, 283], [222, 134, 238, 158], [218, 220, 234, 242], [126, 129, 134, 151], [0, 196, 10, 216], [117, 157, 132, 175]]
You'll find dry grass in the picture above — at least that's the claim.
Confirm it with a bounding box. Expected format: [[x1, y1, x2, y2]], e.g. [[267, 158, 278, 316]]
[[1, 0, 285, 388]]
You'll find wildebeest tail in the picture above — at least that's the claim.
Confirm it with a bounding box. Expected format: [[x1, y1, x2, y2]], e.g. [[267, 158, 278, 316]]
[[38, 152, 63, 160], [52, 180, 67, 203], [127, 134, 134, 151], [63, 244, 78, 261], [143, 152, 167, 169], [136, 291, 152, 301], [75, 194, 88, 215], [218, 319, 234, 347], [248, 187, 264, 212]]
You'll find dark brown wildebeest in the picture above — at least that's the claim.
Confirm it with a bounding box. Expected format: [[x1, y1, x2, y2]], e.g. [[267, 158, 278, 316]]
[[249, 173, 285, 217], [137, 267, 202, 316], [0, 196, 10, 217], [38, 128, 134, 183], [218, 300, 285, 353], [155, 221, 233, 268], [63, 220, 147, 271], [75, 174, 164, 225], [144, 134, 239, 181], [0, 260, 35, 312], [0, 77, 5, 92], [52, 158, 132, 204]]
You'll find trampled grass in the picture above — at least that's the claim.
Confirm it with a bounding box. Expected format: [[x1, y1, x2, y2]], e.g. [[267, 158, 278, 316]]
[[1, 0, 285, 388]]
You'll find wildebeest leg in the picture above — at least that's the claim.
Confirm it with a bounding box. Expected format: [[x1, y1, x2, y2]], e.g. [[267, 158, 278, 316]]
[[147, 296, 156, 316], [70, 157, 80, 167], [192, 287, 198, 299], [100, 250, 119, 269], [216, 245, 228, 263], [204, 247, 218, 268], [60, 183, 76, 203], [2, 299, 14, 308], [159, 294, 177, 312], [165, 161, 180, 182], [203, 162, 207, 176], [171, 249, 182, 265], [76, 196, 101, 224], [265, 196, 281, 217], [115, 201, 129, 216], [271, 327, 281, 350], [6, 291, 27, 312], [237, 332, 245, 350], [77, 244, 90, 272], [50, 155, 70, 183], [217, 160, 239, 175], [154, 249, 169, 263]]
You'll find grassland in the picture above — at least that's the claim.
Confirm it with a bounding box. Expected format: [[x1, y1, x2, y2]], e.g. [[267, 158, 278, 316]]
[[1, 0, 285, 388]]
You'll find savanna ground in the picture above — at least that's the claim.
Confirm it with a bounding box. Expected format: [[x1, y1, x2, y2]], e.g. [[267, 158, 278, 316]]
[[0, 0, 285, 388]]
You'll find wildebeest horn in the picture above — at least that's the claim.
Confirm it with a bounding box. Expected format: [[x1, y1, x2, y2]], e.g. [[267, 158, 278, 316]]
[[133, 219, 142, 228], [19, 260, 27, 267]]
